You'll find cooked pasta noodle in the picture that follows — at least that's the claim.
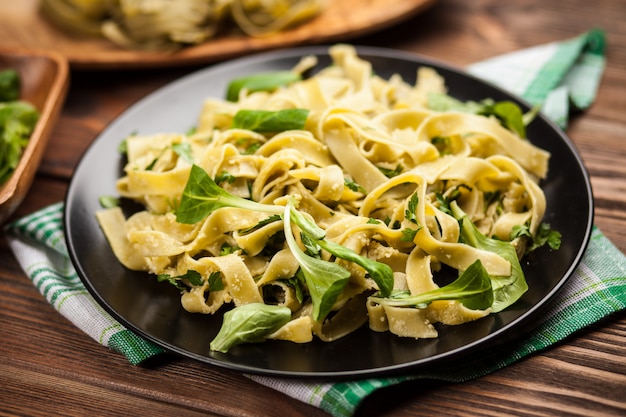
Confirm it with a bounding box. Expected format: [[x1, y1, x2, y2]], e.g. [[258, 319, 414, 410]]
[[96, 45, 552, 349]]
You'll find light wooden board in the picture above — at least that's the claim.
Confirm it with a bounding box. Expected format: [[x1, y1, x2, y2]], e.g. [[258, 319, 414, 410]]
[[0, 0, 438, 69]]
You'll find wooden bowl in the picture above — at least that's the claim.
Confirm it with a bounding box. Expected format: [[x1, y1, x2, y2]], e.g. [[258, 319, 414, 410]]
[[0, 48, 69, 224]]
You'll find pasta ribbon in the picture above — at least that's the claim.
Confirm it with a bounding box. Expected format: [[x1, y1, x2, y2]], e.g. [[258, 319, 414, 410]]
[[98, 45, 553, 347]]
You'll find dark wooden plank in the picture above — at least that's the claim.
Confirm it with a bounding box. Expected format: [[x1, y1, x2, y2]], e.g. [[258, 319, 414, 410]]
[[1, 0, 625, 416]]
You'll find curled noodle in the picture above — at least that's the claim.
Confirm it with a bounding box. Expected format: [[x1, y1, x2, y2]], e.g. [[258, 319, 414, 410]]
[[97, 45, 551, 346]]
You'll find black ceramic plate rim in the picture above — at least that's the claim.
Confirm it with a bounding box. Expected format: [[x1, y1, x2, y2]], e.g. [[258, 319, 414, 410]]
[[65, 45, 594, 379]]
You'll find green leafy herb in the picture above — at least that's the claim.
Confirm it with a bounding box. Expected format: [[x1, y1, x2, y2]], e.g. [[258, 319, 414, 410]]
[[209, 303, 292, 353], [378, 164, 403, 178], [118, 138, 128, 155], [436, 185, 471, 215], [478, 101, 526, 138], [431, 135, 452, 154], [283, 200, 351, 321], [427, 93, 531, 138], [427, 92, 485, 114], [321, 237, 394, 296], [283, 276, 304, 304], [531, 223, 562, 251], [287, 201, 394, 299], [231, 109, 309, 133], [118, 131, 138, 156], [400, 192, 423, 242], [300, 232, 322, 257], [145, 154, 160, 171], [344, 178, 366, 194], [435, 192, 452, 215], [511, 222, 562, 253], [176, 166, 393, 321], [401, 227, 419, 242], [483, 190, 502, 210], [243, 141, 262, 155], [146, 142, 194, 171], [219, 244, 241, 256], [238, 214, 282, 235], [0, 69, 20, 101], [214, 170, 237, 185], [172, 142, 194, 164], [522, 105, 541, 126], [369, 259, 493, 310], [450, 202, 527, 312], [207, 271, 224, 291], [175, 164, 283, 224], [405, 193, 420, 225], [157, 269, 204, 292], [226, 71, 302, 102], [98, 196, 120, 208], [0, 101, 39, 184]]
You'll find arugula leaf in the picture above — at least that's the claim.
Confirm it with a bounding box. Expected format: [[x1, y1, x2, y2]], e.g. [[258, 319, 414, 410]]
[[210, 303, 292, 353], [319, 238, 395, 297], [226, 71, 302, 102], [175, 164, 283, 224], [146, 142, 194, 170], [427, 92, 531, 138], [300, 232, 322, 257], [172, 142, 194, 164], [450, 202, 527, 312], [176, 166, 393, 321], [427, 92, 485, 113], [283, 200, 350, 321], [283, 276, 304, 304], [238, 214, 282, 235], [287, 201, 394, 298], [369, 259, 493, 310], [231, 109, 309, 133], [98, 196, 120, 208], [478, 101, 526, 138]]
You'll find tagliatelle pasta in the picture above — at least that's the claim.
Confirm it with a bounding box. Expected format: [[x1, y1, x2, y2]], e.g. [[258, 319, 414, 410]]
[[96, 45, 552, 350]]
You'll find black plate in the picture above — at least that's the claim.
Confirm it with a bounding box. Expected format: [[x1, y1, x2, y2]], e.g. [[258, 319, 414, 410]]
[[65, 46, 593, 379]]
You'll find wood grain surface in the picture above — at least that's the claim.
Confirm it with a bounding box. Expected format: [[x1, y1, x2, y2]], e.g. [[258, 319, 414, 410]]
[[1, 0, 625, 416]]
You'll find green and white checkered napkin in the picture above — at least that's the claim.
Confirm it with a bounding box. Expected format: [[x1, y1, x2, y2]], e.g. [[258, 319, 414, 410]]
[[5, 29, 624, 417]]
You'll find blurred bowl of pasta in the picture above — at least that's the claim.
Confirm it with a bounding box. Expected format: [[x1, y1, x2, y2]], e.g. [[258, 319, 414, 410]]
[[0, 0, 438, 69]]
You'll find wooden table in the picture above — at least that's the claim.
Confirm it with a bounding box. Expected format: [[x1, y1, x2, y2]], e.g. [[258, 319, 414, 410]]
[[2, 0, 625, 415]]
